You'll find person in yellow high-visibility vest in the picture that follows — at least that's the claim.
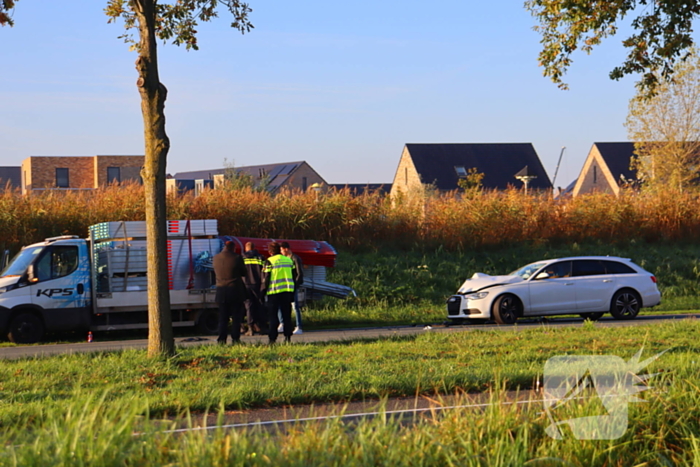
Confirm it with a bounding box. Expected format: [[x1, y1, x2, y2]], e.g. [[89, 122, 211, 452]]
[[261, 241, 295, 344]]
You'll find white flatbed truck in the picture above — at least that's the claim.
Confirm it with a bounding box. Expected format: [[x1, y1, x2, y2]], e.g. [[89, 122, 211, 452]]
[[0, 220, 224, 343], [0, 219, 349, 344]]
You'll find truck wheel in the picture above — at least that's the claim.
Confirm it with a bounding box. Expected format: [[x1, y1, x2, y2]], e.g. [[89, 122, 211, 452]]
[[197, 309, 219, 335], [8, 313, 45, 344], [492, 294, 520, 325]]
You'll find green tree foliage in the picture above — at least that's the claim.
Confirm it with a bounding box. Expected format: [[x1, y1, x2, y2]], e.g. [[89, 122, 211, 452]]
[[0, 0, 16, 26], [525, 0, 700, 94], [105, 0, 253, 50], [222, 159, 270, 192], [626, 51, 700, 193], [456, 167, 485, 194]]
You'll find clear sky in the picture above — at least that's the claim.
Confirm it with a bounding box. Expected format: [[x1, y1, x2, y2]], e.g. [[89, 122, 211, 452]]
[[1, 1, 645, 188]]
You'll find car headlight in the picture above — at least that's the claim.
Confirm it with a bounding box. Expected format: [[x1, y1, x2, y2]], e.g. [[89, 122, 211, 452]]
[[0, 286, 10, 294], [465, 291, 489, 300]]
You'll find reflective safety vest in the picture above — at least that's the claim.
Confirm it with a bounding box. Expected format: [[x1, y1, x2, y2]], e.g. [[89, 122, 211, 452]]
[[264, 254, 295, 294], [244, 257, 264, 267]]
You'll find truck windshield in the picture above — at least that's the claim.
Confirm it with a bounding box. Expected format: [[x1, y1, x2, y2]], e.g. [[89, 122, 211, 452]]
[[0, 246, 44, 278]]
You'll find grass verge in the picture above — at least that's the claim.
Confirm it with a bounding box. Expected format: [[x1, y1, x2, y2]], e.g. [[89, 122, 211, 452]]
[[1, 319, 700, 465]]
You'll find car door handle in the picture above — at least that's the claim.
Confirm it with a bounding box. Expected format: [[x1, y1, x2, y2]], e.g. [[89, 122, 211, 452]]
[[603, 279, 613, 283], [565, 283, 574, 286]]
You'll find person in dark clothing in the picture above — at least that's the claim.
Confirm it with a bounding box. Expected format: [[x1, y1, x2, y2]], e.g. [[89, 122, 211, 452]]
[[213, 241, 247, 344], [262, 241, 295, 344], [242, 241, 265, 335]]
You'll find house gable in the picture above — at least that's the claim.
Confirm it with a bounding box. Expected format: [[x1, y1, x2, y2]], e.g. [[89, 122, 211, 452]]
[[389, 146, 423, 199], [572, 142, 636, 197], [279, 161, 327, 193]]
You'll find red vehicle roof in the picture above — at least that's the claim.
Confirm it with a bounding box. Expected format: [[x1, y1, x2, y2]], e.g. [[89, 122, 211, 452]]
[[219, 236, 337, 267]]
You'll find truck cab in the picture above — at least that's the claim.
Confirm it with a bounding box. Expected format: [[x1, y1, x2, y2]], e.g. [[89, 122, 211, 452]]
[[0, 236, 92, 343]]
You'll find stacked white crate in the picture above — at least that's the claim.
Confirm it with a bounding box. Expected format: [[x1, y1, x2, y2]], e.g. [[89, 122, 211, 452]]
[[166, 238, 222, 290], [97, 248, 148, 292], [91, 220, 221, 292], [90, 219, 218, 240]]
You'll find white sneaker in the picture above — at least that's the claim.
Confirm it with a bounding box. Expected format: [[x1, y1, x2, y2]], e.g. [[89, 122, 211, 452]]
[[277, 323, 284, 332], [293, 327, 303, 335]]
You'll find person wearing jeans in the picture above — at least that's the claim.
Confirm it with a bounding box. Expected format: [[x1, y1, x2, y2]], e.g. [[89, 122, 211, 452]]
[[279, 241, 304, 334], [262, 242, 295, 344]]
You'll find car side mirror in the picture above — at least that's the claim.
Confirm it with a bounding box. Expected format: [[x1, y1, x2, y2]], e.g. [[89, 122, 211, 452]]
[[535, 272, 550, 280]]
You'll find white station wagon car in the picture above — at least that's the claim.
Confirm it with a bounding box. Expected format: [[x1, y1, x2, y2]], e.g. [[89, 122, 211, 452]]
[[446, 256, 661, 324]]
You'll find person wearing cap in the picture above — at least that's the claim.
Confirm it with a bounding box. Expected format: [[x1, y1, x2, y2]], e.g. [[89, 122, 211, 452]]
[[280, 241, 304, 335], [261, 241, 295, 344], [213, 241, 247, 344], [242, 241, 265, 335]]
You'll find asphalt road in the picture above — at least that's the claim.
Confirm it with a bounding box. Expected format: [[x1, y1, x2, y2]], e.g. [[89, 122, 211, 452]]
[[1, 311, 697, 360]]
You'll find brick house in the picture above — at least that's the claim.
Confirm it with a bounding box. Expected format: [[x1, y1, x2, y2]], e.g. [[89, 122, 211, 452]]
[[390, 143, 552, 199], [21, 156, 144, 194]]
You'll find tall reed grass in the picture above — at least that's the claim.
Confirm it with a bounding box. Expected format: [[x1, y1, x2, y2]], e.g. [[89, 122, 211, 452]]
[[2, 183, 700, 253]]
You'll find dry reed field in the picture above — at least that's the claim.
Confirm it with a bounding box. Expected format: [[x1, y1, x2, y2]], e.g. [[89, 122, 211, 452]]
[[1, 183, 699, 253]]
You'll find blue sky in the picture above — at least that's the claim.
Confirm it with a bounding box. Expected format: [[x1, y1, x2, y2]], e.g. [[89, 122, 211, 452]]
[[1, 1, 643, 188]]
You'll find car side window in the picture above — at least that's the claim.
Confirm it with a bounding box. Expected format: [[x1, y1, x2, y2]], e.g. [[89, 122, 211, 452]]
[[572, 260, 606, 277], [603, 260, 636, 274], [536, 261, 572, 280]]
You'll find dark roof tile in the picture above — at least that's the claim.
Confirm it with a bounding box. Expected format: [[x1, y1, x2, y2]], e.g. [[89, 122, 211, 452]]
[[593, 142, 636, 181], [405, 143, 552, 190]]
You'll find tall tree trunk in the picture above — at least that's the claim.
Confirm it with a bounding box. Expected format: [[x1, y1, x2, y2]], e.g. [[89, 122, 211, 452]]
[[134, 0, 174, 357]]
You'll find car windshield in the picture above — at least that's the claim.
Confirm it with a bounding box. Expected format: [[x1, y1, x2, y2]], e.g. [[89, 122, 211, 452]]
[[0, 246, 44, 278], [508, 261, 548, 280]]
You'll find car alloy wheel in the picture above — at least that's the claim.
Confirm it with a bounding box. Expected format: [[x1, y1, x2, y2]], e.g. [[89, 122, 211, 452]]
[[493, 294, 520, 325], [610, 290, 641, 320]]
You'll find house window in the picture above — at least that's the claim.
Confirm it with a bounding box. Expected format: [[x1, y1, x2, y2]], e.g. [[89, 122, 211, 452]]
[[405, 167, 408, 185], [593, 165, 597, 184], [302, 176, 308, 192], [56, 168, 69, 188], [107, 167, 121, 183], [454, 166, 467, 177]]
